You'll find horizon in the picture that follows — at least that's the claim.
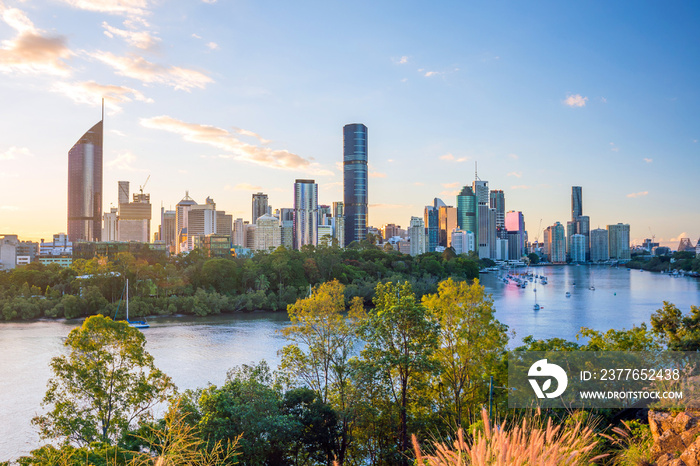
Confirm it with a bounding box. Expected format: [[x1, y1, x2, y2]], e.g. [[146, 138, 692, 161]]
[[0, 1, 698, 247]]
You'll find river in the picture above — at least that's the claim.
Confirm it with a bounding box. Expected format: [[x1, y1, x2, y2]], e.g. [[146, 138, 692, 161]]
[[1, 266, 698, 460]]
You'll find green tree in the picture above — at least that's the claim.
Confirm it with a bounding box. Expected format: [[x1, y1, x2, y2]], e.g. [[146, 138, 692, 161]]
[[422, 278, 508, 428], [357, 281, 439, 466], [650, 301, 700, 350], [32, 315, 175, 446]]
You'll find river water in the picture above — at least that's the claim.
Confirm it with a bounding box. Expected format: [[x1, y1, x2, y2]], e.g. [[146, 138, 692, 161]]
[[1, 266, 698, 460]]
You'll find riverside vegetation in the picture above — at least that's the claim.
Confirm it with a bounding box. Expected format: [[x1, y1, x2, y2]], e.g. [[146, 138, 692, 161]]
[[3, 243, 700, 465]]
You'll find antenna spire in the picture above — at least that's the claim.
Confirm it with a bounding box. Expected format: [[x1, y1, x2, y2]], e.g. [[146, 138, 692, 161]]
[[101, 98, 104, 121], [475, 161, 479, 181]]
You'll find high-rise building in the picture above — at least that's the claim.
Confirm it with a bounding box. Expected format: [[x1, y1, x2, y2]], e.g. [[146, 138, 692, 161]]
[[102, 207, 118, 241], [505, 211, 526, 252], [118, 191, 151, 243], [566, 221, 576, 257], [118, 181, 129, 205], [343, 123, 368, 246], [438, 206, 457, 248], [472, 180, 489, 205], [424, 205, 439, 252], [570, 234, 586, 263], [254, 213, 282, 251], [477, 204, 490, 258], [590, 228, 609, 262], [252, 192, 268, 224], [159, 209, 176, 251], [507, 231, 522, 260], [233, 218, 247, 247], [382, 223, 400, 240], [409, 216, 426, 256], [489, 190, 505, 230], [456, 186, 477, 241], [176, 192, 197, 253], [294, 179, 318, 249], [188, 204, 217, 237], [608, 223, 631, 261], [332, 201, 344, 218], [216, 211, 233, 238], [572, 186, 583, 220], [68, 119, 103, 242], [550, 222, 566, 263], [576, 215, 590, 259], [451, 229, 475, 255]]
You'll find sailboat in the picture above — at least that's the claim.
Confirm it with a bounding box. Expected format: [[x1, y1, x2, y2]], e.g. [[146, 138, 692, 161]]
[[117, 279, 149, 329], [589, 264, 595, 291]]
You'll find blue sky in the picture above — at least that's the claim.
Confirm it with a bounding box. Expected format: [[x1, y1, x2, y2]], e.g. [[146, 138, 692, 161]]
[[0, 0, 698, 247]]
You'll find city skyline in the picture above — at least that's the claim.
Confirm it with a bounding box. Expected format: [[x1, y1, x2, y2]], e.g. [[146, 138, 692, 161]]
[[0, 1, 698, 246]]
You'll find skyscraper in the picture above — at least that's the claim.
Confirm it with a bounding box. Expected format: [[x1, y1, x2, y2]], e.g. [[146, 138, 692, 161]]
[[252, 192, 268, 224], [572, 186, 582, 220], [489, 190, 505, 229], [590, 228, 609, 262], [176, 192, 197, 253], [550, 222, 566, 263], [456, 186, 477, 241], [343, 123, 368, 246], [67, 119, 103, 242], [424, 205, 439, 252], [409, 216, 426, 256], [438, 205, 457, 248], [294, 179, 318, 249], [608, 223, 631, 261], [505, 211, 526, 252]]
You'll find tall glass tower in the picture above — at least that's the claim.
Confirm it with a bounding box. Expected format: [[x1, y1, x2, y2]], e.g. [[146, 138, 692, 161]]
[[67, 120, 103, 242], [343, 123, 368, 246], [294, 179, 318, 249], [456, 185, 477, 243], [572, 186, 582, 220]]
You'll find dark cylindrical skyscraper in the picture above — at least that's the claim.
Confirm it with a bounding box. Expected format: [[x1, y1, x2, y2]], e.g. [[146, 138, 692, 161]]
[[67, 120, 103, 242], [572, 186, 582, 220], [343, 123, 368, 246]]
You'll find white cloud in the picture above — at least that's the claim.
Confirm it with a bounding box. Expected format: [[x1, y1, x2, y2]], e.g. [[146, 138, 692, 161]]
[[393, 55, 408, 64], [0, 205, 20, 211], [424, 70, 441, 77], [52, 80, 153, 111], [626, 191, 648, 198], [439, 190, 459, 197], [0, 146, 32, 160], [564, 94, 588, 107], [89, 51, 213, 91], [102, 21, 159, 50], [232, 127, 270, 144], [442, 182, 459, 188], [440, 153, 454, 161], [206, 42, 218, 50], [0, 6, 72, 76], [191, 33, 202, 39], [439, 153, 468, 162], [643, 158, 653, 163], [57, 0, 150, 16], [369, 171, 386, 178], [140, 115, 332, 175], [510, 185, 531, 190], [507, 171, 522, 178], [508, 153, 518, 160], [107, 151, 147, 171], [413, 182, 424, 186]]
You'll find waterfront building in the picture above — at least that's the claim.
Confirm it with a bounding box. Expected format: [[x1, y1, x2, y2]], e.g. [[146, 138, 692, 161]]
[[550, 222, 566, 263], [254, 213, 282, 251], [252, 192, 268, 224], [570, 234, 587, 263], [102, 207, 118, 242], [489, 190, 505, 230], [451, 229, 475, 255], [409, 216, 426, 256], [608, 223, 631, 261], [495, 238, 509, 260], [566, 221, 576, 257], [233, 218, 247, 247], [68, 119, 103, 242], [507, 231, 522, 260], [343, 123, 368, 246], [590, 228, 609, 262], [642, 238, 660, 253], [294, 179, 318, 249], [456, 186, 477, 244], [576, 215, 590, 259]]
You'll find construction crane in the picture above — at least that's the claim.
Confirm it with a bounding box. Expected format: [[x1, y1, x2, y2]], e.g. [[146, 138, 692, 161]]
[[139, 174, 150, 196], [534, 219, 543, 244], [648, 226, 655, 243]]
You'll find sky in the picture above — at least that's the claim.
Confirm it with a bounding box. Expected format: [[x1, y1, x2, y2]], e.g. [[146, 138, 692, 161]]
[[0, 0, 698, 247]]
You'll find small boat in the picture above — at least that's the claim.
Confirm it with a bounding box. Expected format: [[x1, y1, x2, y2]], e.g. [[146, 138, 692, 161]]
[[565, 291, 571, 297], [533, 303, 540, 311], [122, 279, 149, 329], [589, 286, 595, 291]]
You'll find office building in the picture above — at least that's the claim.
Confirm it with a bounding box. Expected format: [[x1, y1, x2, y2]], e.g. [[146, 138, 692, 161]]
[[472, 179, 489, 205], [67, 118, 103, 242], [159, 209, 176, 250], [489, 190, 505, 229], [505, 211, 526, 252], [382, 223, 400, 240], [608, 223, 631, 261], [294, 179, 318, 249], [0, 235, 19, 270], [188, 204, 217, 237], [233, 218, 247, 247], [409, 216, 426, 256], [570, 234, 587, 263], [176, 192, 197, 253], [252, 192, 268, 224], [590, 228, 609, 262], [439, 205, 457, 248], [216, 211, 233, 238], [456, 185, 477, 243], [343, 123, 368, 246], [477, 204, 490, 258], [254, 213, 282, 251], [451, 229, 475, 255], [102, 207, 118, 242], [424, 204, 439, 252], [507, 231, 522, 260], [118, 181, 129, 205]]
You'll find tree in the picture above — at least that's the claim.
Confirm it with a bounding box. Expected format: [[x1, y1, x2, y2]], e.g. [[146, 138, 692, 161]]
[[422, 278, 508, 428], [280, 280, 365, 464], [650, 301, 700, 350], [32, 315, 175, 446], [357, 281, 439, 466]]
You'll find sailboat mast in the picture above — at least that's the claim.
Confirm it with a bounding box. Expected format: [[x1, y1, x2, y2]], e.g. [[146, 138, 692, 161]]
[[126, 278, 129, 320]]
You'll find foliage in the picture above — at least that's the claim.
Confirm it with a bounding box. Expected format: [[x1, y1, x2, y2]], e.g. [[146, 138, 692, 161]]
[[412, 409, 606, 466], [422, 278, 509, 429], [32, 315, 175, 446], [604, 420, 654, 466], [357, 281, 440, 466], [650, 301, 700, 350]]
